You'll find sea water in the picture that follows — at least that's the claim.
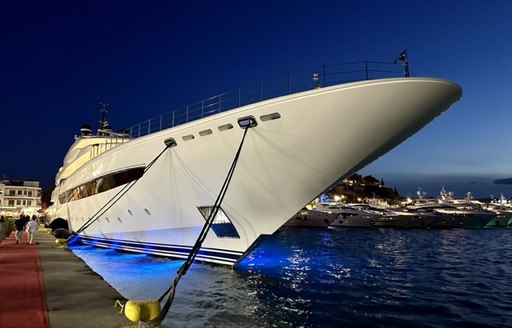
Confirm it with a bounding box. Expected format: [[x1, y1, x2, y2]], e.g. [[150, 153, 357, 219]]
[[70, 228, 512, 328]]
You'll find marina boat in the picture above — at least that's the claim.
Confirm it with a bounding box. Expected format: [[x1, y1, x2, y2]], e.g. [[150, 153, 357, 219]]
[[402, 201, 494, 228], [327, 203, 466, 229], [47, 59, 462, 266], [432, 205, 496, 228], [326, 204, 385, 228], [370, 207, 439, 229], [396, 188, 495, 228], [437, 190, 496, 227], [381, 204, 466, 228], [486, 194, 512, 227], [283, 208, 338, 228]]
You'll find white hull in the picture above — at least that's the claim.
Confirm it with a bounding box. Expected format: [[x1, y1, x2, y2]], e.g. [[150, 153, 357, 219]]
[[48, 77, 461, 265], [329, 213, 380, 228]]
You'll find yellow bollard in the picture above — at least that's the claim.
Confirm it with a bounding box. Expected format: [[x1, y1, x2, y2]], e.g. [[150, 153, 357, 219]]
[[123, 299, 161, 322], [55, 238, 67, 247]]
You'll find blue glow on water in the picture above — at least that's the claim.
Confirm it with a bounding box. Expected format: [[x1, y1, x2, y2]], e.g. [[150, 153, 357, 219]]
[[70, 228, 512, 328], [66, 233, 82, 246], [70, 243, 185, 300]]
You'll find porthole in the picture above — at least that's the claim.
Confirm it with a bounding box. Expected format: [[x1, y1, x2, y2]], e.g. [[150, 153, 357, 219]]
[[182, 134, 195, 141], [199, 129, 213, 136], [128, 209, 133, 215], [260, 112, 281, 121], [144, 208, 151, 215], [218, 123, 233, 131]]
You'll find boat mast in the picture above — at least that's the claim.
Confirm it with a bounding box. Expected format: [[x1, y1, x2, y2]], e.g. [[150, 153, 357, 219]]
[[99, 103, 109, 130], [395, 48, 410, 77]]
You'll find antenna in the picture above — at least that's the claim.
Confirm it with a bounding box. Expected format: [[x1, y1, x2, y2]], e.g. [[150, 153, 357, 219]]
[[395, 48, 410, 77], [99, 103, 109, 129]]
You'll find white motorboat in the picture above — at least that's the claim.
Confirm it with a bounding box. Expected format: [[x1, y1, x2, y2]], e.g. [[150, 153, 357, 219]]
[[327, 204, 383, 228]]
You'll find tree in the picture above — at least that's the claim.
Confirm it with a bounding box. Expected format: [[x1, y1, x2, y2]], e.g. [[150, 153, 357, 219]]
[[41, 187, 54, 208]]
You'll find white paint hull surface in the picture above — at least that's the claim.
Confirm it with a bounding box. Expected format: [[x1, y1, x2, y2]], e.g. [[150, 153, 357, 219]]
[[48, 78, 461, 265]]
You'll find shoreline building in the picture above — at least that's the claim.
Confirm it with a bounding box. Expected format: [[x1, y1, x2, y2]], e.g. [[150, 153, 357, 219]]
[[0, 178, 42, 218]]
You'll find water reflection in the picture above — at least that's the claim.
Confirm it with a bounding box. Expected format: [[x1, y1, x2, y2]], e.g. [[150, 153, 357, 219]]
[[70, 227, 512, 328]]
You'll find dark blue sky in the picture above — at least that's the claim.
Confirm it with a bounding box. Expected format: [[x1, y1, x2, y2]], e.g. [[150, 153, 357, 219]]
[[2, 1, 512, 198]]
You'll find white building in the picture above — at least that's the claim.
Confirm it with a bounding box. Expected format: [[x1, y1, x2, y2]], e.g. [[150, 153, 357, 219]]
[[0, 178, 42, 218]]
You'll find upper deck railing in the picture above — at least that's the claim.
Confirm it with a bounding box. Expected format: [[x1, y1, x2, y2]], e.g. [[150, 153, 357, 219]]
[[126, 59, 408, 139]]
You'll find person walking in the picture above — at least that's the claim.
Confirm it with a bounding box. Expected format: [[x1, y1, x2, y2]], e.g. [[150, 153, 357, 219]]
[[26, 217, 39, 245], [0, 216, 5, 244], [14, 216, 26, 244]]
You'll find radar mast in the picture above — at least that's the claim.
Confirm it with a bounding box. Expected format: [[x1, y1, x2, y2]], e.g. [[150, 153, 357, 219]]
[[99, 103, 109, 130]]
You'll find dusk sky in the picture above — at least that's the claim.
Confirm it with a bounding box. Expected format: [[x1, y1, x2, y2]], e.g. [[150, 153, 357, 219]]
[[2, 1, 512, 199]]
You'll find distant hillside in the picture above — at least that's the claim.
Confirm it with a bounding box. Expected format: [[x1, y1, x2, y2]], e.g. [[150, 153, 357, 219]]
[[324, 173, 401, 204], [494, 178, 512, 185]]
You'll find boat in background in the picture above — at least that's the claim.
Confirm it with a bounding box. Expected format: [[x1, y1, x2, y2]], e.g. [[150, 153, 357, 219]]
[[47, 56, 462, 266], [395, 189, 495, 228], [326, 203, 467, 229], [486, 194, 512, 227], [326, 204, 385, 228], [371, 205, 464, 229], [437, 190, 496, 228], [283, 208, 338, 228]]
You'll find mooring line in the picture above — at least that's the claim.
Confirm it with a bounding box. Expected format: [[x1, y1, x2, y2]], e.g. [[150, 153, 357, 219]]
[[136, 123, 252, 328]]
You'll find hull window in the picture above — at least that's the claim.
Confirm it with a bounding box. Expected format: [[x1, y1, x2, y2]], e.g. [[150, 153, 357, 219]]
[[260, 112, 281, 121], [59, 166, 145, 204], [199, 129, 213, 136], [197, 206, 240, 239], [218, 123, 233, 131]]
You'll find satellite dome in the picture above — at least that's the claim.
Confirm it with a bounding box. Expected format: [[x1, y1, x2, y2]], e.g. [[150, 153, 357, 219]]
[[80, 124, 92, 136]]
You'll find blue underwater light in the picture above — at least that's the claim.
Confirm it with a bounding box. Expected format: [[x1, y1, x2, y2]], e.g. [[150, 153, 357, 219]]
[[66, 233, 83, 246]]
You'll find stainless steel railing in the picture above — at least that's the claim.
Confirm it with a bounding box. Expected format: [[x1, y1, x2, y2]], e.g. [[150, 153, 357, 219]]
[[126, 60, 406, 139]]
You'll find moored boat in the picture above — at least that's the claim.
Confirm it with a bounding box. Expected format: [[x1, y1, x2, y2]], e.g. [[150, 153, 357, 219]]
[[283, 208, 338, 228], [485, 194, 512, 227], [437, 191, 496, 228], [327, 204, 382, 228], [47, 58, 462, 266]]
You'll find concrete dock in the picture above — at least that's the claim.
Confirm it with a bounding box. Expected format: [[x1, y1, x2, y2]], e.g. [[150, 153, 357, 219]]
[[0, 228, 133, 328]]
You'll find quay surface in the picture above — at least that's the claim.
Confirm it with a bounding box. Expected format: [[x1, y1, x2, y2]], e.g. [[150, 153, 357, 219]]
[[0, 228, 131, 328]]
